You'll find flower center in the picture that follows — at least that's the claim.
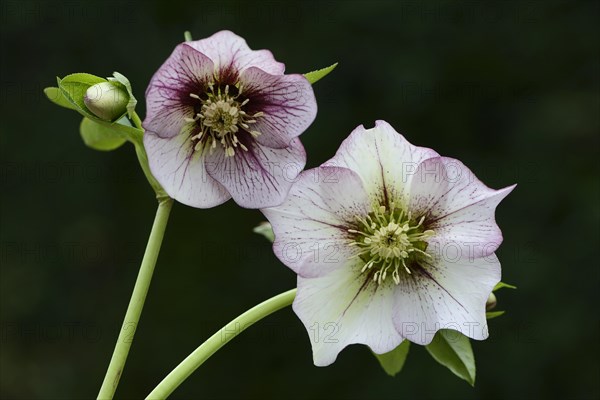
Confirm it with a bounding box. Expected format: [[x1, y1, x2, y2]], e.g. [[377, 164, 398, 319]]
[[187, 83, 264, 157], [348, 202, 435, 285]]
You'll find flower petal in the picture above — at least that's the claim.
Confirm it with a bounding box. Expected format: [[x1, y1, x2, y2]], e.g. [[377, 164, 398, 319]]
[[187, 30, 285, 76], [239, 67, 317, 149], [323, 120, 439, 205], [261, 166, 370, 277], [204, 137, 306, 209], [143, 130, 230, 208], [143, 43, 214, 139], [392, 253, 501, 345], [293, 262, 403, 366], [409, 157, 516, 258]]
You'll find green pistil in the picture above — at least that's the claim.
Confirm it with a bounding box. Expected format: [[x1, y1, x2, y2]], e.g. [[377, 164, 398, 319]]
[[187, 83, 263, 157], [348, 202, 434, 285]]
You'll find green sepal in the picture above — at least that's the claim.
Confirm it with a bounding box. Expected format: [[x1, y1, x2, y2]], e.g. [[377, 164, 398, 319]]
[[493, 282, 517, 291], [108, 71, 137, 119], [44, 87, 78, 110], [80, 117, 127, 151], [486, 311, 506, 320], [253, 222, 275, 243], [304, 63, 338, 85], [425, 329, 476, 386], [373, 340, 410, 377]]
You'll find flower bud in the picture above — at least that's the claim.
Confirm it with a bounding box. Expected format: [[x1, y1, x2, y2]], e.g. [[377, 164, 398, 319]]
[[84, 81, 129, 121], [486, 292, 497, 311]]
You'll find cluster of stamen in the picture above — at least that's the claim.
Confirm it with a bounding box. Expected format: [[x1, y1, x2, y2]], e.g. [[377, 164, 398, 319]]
[[186, 83, 264, 157], [348, 202, 435, 285]]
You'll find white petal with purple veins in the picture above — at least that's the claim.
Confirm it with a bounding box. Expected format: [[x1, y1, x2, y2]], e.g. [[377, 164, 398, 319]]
[[410, 157, 516, 258], [239, 67, 317, 149], [143, 44, 214, 139], [294, 261, 403, 366], [204, 137, 306, 209], [261, 167, 370, 277], [392, 253, 500, 345], [187, 30, 285, 75], [324, 120, 439, 205], [144, 130, 231, 208]]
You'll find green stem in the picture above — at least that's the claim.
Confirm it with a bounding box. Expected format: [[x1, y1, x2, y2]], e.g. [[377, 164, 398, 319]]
[[146, 289, 297, 399], [97, 198, 174, 399], [127, 112, 168, 201]]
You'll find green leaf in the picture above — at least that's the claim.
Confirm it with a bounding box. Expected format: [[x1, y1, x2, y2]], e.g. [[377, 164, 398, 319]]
[[108, 71, 137, 119], [253, 222, 275, 243], [79, 117, 127, 151], [486, 311, 506, 319], [44, 87, 78, 110], [373, 340, 410, 377], [493, 282, 517, 291], [304, 63, 338, 85], [426, 329, 476, 386]]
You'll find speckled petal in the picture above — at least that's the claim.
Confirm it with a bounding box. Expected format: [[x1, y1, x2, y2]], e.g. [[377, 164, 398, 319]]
[[143, 129, 230, 208], [204, 137, 306, 209], [409, 156, 516, 258], [293, 261, 403, 366], [143, 43, 214, 139], [186, 30, 285, 75], [261, 166, 370, 277], [323, 120, 439, 205], [392, 253, 501, 345], [239, 67, 317, 149]]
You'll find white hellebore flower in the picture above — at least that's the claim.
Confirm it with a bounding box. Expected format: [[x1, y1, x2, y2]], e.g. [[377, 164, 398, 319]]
[[262, 120, 515, 366]]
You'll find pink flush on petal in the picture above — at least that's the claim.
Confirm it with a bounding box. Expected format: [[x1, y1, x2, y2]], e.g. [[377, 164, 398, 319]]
[[142, 31, 317, 209]]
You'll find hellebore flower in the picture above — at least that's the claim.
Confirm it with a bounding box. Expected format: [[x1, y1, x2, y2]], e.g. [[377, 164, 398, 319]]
[[262, 120, 515, 366], [143, 31, 317, 208]]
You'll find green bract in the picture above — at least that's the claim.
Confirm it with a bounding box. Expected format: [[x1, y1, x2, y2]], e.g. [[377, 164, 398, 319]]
[[426, 330, 476, 386], [253, 222, 275, 243], [80, 117, 127, 151], [304, 62, 338, 85], [373, 340, 410, 377]]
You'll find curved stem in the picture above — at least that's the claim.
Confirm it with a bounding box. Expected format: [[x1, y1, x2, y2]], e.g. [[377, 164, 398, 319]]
[[146, 289, 297, 399], [97, 198, 174, 399]]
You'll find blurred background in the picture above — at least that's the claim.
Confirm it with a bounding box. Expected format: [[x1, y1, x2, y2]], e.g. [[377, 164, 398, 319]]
[[1, 0, 598, 399]]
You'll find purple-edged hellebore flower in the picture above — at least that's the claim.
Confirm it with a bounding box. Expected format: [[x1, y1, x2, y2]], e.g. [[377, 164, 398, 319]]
[[262, 120, 515, 366], [143, 31, 317, 208]]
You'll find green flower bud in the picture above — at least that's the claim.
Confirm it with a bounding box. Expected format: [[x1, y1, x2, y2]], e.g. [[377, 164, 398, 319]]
[[84, 81, 129, 121], [486, 292, 497, 311]]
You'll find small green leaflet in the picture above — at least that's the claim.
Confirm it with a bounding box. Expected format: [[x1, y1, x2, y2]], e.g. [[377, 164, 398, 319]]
[[373, 340, 410, 377], [253, 222, 275, 243], [304, 63, 338, 85], [486, 311, 506, 320], [493, 282, 517, 291], [43, 87, 77, 110], [425, 329, 476, 386], [79, 118, 127, 151]]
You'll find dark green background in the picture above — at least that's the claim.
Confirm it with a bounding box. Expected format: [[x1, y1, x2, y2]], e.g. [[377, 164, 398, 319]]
[[1, 0, 598, 399]]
